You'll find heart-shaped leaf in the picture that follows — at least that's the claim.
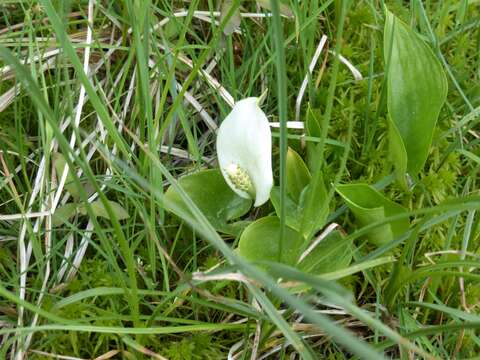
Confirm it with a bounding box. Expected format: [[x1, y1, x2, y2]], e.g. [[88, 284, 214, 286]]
[[384, 10, 448, 178], [336, 183, 409, 246], [270, 186, 303, 231], [298, 230, 353, 275], [238, 217, 304, 269], [164, 169, 252, 235]]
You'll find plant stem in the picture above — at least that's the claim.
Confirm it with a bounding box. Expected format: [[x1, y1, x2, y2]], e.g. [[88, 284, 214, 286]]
[[269, 0, 288, 262]]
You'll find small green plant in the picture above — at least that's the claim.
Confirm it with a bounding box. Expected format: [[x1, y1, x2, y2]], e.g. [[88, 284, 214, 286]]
[[1, 1, 479, 359]]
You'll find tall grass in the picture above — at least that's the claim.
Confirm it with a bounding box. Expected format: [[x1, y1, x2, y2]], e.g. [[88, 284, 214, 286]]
[[0, 1, 479, 359]]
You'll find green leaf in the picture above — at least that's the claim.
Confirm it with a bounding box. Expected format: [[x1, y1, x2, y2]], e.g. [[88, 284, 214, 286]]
[[384, 9, 448, 176], [336, 183, 409, 246], [306, 106, 322, 172], [82, 200, 130, 220], [306, 105, 321, 138], [53, 153, 80, 200], [286, 147, 311, 202], [270, 186, 303, 231], [164, 169, 252, 235], [52, 203, 78, 226], [299, 172, 328, 239], [388, 119, 408, 188], [299, 230, 353, 275], [238, 217, 304, 269], [301, 108, 329, 237]]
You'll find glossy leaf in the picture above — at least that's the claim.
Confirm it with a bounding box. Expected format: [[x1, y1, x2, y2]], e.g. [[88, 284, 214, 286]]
[[336, 183, 409, 246], [299, 230, 353, 275], [388, 120, 408, 188], [286, 147, 311, 201], [302, 108, 329, 234], [238, 217, 304, 268], [384, 10, 447, 176], [300, 171, 328, 239], [271, 176, 328, 240], [164, 169, 252, 235], [270, 186, 303, 231]]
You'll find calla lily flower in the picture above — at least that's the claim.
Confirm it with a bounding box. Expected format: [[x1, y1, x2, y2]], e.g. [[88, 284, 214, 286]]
[[216, 97, 273, 207]]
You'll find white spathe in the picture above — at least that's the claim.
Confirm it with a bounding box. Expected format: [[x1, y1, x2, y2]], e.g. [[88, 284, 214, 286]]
[[216, 97, 273, 207]]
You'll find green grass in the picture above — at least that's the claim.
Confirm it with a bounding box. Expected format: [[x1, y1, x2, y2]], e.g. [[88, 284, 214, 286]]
[[0, 0, 480, 359]]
